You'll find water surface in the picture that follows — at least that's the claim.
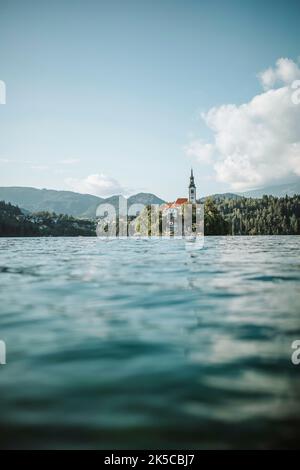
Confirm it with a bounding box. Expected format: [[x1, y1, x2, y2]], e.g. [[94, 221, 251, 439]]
[[0, 236, 300, 449]]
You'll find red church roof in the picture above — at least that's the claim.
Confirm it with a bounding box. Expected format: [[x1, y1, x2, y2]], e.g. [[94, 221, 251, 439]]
[[162, 198, 188, 211], [175, 198, 188, 205]]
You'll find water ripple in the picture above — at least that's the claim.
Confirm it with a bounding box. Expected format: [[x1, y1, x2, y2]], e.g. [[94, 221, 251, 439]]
[[0, 236, 300, 449]]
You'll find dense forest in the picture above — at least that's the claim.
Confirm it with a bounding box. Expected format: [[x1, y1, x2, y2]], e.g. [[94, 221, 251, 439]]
[[213, 194, 300, 235], [0, 201, 96, 237], [0, 195, 299, 236]]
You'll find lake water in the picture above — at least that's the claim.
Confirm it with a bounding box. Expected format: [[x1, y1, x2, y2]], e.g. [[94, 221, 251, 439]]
[[0, 236, 300, 449]]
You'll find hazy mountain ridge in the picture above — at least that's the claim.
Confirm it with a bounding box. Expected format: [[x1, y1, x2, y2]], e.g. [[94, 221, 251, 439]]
[[239, 181, 300, 198], [0, 187, 165, 217], [0, 187, 102, 217], [0, 181, 299, 217]]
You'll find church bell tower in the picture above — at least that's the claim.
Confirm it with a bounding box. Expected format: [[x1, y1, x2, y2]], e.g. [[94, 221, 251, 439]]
[[189, 168, 196, 203]]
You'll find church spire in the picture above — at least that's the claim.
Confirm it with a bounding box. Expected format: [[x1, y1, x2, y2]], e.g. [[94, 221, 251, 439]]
[[190, 168, 195, 187], [189, 169, 196, 203]]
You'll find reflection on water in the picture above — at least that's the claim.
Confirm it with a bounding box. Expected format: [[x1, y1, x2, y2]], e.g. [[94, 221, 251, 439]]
[[0, 236, 300, 449]]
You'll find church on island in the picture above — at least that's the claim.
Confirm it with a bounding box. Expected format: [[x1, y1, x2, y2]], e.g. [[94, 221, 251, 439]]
[[162, 169, 197, 215]]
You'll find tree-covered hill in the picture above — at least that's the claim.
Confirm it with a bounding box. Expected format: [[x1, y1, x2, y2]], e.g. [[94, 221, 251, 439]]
[[1, 195, 299, 237], [214, 194, 300, 235], [0, 201, 40, 236], [0, 201, 96, 237]]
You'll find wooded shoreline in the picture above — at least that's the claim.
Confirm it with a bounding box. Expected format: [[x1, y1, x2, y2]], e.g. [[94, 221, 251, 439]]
[[1, 195, 299, 237]]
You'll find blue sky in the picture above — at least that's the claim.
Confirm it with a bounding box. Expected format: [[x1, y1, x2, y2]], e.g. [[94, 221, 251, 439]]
[[0, 0, 300, 200]]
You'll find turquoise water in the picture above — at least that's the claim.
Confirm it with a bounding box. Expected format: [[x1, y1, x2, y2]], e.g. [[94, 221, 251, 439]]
[[0, 236, 300, 449]]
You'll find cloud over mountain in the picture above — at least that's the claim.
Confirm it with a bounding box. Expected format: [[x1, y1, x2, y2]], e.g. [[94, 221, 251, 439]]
[[186, 57, 300, 190], [65, 173, 125, 197]]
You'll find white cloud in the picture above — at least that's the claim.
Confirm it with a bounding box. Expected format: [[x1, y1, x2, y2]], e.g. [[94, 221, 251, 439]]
[[186, 57, 300, 190], [258, 58, 300, 90], [184, 140, 215, 163], [65, 173, 126, 197]]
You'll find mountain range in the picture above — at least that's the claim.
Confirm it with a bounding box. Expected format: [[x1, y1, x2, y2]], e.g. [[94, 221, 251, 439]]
[[0, 180, 299, 218], [238, 181, 300, 198], [0, 187, 165, 218]]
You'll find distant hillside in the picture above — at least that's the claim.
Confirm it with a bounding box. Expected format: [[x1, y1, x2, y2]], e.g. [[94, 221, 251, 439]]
[[0, 187, 166, 218], [240, 181, 300, 198], [199, 193, 243, 203], [1, 180, 299, 218], [203, 182, 300, 201], [0, 187, 102, 217], [100, 193, 166, 216], [128, 192, 165, 206]]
